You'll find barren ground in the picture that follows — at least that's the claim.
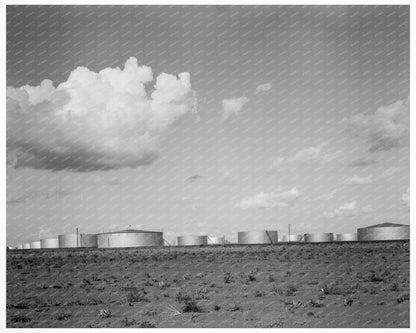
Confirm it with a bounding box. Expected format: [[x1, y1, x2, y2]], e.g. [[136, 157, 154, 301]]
[[6, 241, 410, 328]]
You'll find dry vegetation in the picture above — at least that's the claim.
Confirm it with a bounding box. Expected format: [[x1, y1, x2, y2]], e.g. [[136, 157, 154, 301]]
[[6, 241, 410, 328]]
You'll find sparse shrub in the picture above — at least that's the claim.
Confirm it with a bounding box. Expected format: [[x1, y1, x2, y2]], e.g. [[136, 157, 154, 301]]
[[144, 308, 158, 316], [229, 303, 243, 312], [309, 299, 324, 307], [175, 291, 191, 302], [98, 309, 112, 318], [125, 288, 149, 304], [181, 299, 203, 313], [213, 304, 221, 311], [55, 312, 72, 321], [247, 274, 256, 282], [195, 288, 208, 300], [390, 283, 399, 291], [137, 320, 156, 328], [268, 275, 275, 283], [286, 284, 298, 296], [11, 315, 32, 323], [223, 272, 234, 284], [254, 290, 264, 297], [397, 293, 410, 303]]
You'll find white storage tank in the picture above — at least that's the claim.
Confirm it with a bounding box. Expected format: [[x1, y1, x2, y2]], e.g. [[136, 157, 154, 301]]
[[17, 244, 23, 250], [336, 233, 357, 241], [23, 243, 30, 249], [97, 229, 163, 248], [357, 223, 410, 241], [177, 235, 208, 246], [238, 230, 278, 244], [58, 234, 98, 248], [207, 236, 225, 245], [281, 234, 303, 242], [30, 241, 41, 249], [41, 238, 59, 249], [304, 233, 334, 243]]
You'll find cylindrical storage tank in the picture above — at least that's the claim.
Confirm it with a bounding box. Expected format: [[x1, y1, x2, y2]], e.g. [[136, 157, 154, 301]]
[[80, 234, 98, 248], [97, 230, 163, 248], [177, 235, 208, 246], [357, 223, 410, 241], [238, 230, 278, 244], [30, 241, 41, 249], [304, 233, 334, 243], [281, 234, 303, 242], [207, 236, 225, 245], [41, 238, 59, 249], [17, 244, 23, 249], [23, 243, 30, 249], [336, 233, 357, 241], [59, 234, 81, 248]]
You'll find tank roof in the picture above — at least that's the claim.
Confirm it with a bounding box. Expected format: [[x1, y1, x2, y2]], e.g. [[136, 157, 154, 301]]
[[97, 229, 162, 235], [362, 223, 409, 229]]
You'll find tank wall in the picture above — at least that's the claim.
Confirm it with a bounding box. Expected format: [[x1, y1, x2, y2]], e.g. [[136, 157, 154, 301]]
[[207, 236, 225, 245], [238, 230, 278, 244], [23, 243, 30, 249], [41, 238, 60, 248], [281, 234, 303, 242], [59, 234, 81, 248], [177, 235, 208, 246], [304, 233, 334, 242], [30, 241, 41, 249], [336, 233, 357, 241], [81, 234, 98, 247], [97, 232, 163, 248], [17, 245, 23, 249], [357, 226, 409, 241]]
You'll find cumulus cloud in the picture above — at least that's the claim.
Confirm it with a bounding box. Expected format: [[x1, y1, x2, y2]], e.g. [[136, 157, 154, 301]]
[[323, 200, 375, 218], [345, 99, 409, 152], [221, 96, 249, 120], [342, 175, 373, 185], [402, 188, 409, 208], [255, 83, 272, 94], [269, 142, 340, 171], [348, 156, 378, 167], [237, 188, 300, 209], [317, 189, 337, 201], [7, 57, 196, 171]]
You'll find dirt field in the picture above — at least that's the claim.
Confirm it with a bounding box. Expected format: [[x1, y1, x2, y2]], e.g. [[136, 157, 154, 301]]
[[6, 241, 410, 328]]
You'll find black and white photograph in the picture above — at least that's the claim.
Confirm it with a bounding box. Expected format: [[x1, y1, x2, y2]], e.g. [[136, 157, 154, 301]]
[[4, 1, 413, 329]]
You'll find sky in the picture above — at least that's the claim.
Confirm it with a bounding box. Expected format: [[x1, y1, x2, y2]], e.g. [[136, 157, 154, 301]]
[[6, 5, 410, 246]]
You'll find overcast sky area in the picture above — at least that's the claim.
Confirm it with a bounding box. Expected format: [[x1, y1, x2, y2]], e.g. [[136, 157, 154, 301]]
[[6, 5, 409, 245]]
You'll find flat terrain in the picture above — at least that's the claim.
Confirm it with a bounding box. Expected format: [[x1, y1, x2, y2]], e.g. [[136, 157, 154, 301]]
[[6, 241, 410, 328]]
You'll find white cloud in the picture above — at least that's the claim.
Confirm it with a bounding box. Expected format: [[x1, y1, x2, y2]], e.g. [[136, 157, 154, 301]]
[[7, 57, 196, 171], [221, 96, 249, 120], [323, 200, 375, 218], [402, 188, 409, 208], [237, 187, 300, 209], [255, 83, 272, 94], [317, 189, 337, 201], [345, 99, 409, 152], [342, 175, 373, 185], [269, 142, 340, 171]]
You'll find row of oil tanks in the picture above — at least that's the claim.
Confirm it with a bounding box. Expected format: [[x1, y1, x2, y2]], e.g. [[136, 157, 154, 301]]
[[10, 223, 410, 249]]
